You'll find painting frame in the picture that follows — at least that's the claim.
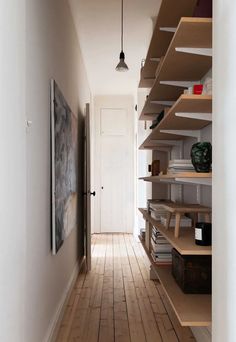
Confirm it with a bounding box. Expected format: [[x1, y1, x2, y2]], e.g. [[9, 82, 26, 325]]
[[50, 79, 78, 255]]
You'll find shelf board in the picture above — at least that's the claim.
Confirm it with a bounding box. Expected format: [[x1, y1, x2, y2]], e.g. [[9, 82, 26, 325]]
[[139, 0, 197, 88], [139, 77, 155, 89], [140, 17, 212, 118], [152, 265, 211, 326], [140, 94, 212, 148], [150, 17, 212, 97], [138, 209, 212, 326], [139, 208, 212, 255], [139, 172, 212, 185], [159, 94, 212, 130]]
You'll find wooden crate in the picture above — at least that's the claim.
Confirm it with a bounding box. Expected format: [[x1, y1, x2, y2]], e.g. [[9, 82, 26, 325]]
[[171, 248, 211, 294]]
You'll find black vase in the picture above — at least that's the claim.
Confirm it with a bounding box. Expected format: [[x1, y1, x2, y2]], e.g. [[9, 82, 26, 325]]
[[191, 142, 212, 173]]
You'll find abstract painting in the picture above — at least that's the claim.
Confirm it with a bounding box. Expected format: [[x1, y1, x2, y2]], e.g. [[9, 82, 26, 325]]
[[51, 80, 78, 254]]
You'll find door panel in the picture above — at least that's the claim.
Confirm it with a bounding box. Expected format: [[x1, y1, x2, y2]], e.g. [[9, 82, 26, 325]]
[[100, 108, 128, 233]]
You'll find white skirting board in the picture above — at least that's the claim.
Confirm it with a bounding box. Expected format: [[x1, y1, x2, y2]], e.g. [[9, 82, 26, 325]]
[[191, 326, 212, 342], [43, 256, 86, 342]]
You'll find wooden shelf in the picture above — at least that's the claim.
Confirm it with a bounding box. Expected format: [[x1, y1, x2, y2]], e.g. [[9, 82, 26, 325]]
[[139, 208, 212, 255], [139, 0, 197, 88], [157, 94, 212, 130], [138, 101, 164, 121], [139, 172, 212, 186], [140, 94, 212, 148], [152, 265, 211, 326], [138, 209, 211, 326], [140, 17, 212, 119]]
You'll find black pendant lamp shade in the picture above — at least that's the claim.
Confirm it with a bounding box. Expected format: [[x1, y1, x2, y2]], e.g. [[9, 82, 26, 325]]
[[116, 0, 129, 71]]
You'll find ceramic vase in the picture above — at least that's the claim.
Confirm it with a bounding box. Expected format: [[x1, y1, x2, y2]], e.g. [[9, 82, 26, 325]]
[[191, 142, 212, 173]]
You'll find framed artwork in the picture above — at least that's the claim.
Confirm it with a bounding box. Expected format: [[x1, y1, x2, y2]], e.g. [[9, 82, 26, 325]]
[[50, 80, 78, 254]]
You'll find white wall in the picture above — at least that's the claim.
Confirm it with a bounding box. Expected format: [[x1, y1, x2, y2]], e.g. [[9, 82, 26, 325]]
[[213, 1, 236, 341], [0, 1, 26, 341], [25, 1, 90, 341], [93, 95, 135, 234]]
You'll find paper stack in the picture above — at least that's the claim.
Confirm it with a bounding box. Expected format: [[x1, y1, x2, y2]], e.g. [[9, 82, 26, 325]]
[[151, 226, 172, 264], [168, 159, 194, 174]]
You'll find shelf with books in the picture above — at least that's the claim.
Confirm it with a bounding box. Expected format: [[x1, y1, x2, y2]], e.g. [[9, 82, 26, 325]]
[[139, 208, 212, 255], [139, 208, 211, 326]]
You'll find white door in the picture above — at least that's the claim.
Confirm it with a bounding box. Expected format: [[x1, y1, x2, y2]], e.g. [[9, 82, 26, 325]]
[[100, 108, 129, 233], [84, 103, 92, 270]]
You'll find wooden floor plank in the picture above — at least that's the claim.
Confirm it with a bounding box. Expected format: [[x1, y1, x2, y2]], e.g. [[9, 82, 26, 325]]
[[126, 235, 179, 342], [56, 234, 197, 342]]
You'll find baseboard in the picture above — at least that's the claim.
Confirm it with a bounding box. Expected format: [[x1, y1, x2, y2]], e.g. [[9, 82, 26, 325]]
[[43, 256, 86, 342], [191, 326, 212, 342]]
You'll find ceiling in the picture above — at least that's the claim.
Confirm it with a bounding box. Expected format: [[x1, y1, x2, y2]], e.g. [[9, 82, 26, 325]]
[[69, 0, 161, 95]]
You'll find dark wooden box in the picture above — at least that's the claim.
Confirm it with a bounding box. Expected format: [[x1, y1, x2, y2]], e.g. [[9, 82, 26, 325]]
[[171, 248, 212, 294]]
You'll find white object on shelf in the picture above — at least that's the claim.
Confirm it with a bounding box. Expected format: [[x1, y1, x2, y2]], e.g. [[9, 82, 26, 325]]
[[202, 77, 212, 95], [161, 215, 192, 227]]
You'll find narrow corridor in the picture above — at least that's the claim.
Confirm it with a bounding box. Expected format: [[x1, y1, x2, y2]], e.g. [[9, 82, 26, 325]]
[[56, 234, 195, 342]]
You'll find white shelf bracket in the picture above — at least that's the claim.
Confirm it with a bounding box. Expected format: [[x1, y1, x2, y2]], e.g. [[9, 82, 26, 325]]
[[159, 80, 200, 88], [175, 178, 212, 186], [175, 47, 212, 57], [160, 129, 201, 139], [159, 27, 176, 33], [175, 112, 212, 121], [150, 100, 175, 106]]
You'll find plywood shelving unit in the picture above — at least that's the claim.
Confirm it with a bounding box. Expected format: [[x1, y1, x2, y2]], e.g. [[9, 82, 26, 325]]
[[139, 0, 197, 88], [138, 3, 212, 329], [140, 17, 212, 120]]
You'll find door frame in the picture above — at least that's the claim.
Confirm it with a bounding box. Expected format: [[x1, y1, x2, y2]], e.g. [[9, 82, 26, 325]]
[[92, 95, 136, 234]]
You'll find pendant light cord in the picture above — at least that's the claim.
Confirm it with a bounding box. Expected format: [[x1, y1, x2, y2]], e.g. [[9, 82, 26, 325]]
[[121, 0, 124, 52]]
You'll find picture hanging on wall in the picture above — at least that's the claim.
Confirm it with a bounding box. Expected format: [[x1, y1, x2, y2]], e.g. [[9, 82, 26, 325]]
[[50, 79, 78, 254]]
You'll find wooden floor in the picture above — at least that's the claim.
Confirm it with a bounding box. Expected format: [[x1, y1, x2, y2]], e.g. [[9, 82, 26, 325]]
[[56, 234, 195, 342]]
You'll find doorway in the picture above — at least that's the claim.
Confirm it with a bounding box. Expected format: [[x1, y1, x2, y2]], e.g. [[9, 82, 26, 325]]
[[93, 95, 135, 234]]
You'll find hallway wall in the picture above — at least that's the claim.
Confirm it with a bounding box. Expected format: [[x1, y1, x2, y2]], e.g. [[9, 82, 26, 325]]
[[0, 1, 26, 341], [25, 0, 90, 341]]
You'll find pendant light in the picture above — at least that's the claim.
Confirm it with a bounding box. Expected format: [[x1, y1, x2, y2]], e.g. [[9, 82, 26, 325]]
[[116, 0, 129, 72]]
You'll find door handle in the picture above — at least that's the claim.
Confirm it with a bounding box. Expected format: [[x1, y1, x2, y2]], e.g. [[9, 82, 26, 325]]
[[89, 191, 96, 196]]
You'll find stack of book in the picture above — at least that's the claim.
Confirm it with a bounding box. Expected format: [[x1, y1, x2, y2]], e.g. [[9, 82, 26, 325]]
[[161, 215, 192, 227], [167, 159, 195, 174], [151, 226, 172, 264], [149, 201, 171, 221]]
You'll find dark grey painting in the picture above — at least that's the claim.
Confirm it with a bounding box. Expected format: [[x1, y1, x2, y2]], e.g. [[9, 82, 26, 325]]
[[51, 80, 78, 254]]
